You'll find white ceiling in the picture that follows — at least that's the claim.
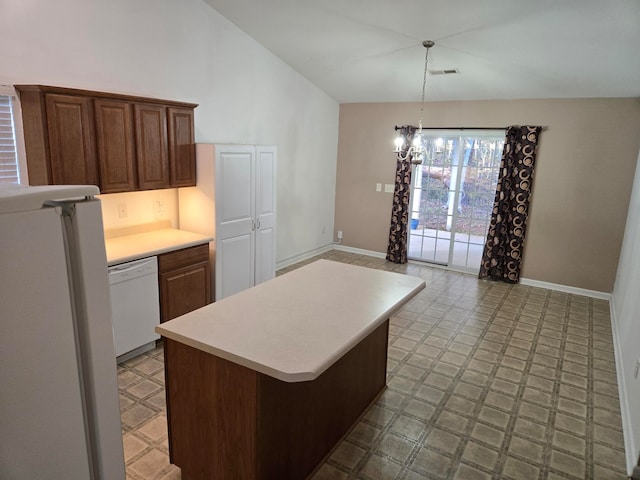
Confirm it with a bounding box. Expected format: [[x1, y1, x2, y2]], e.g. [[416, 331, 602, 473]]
[[203, 0, 640, 103]]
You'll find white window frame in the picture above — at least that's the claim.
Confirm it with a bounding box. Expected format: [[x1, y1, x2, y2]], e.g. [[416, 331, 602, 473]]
[[0, 85, 28, 186]]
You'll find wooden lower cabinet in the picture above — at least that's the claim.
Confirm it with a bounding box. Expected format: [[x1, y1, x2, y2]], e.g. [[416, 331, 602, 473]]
[[158, 244, 211, 323], [162, 320, 389, 480]]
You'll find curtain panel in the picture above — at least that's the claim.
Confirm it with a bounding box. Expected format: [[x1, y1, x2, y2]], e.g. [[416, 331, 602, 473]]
[[386, 157, 412, 263], [386, 127, 416, 264], [479, 125, 543, 283]]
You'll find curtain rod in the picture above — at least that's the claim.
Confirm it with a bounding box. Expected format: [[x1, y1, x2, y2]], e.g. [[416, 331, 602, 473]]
[[394, 125, 548, 132], [395, 125, 506, 131]]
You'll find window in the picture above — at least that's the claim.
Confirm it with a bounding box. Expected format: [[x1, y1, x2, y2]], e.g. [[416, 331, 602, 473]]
[[408, 129, 505, 273], [0, 86, 26, 185]]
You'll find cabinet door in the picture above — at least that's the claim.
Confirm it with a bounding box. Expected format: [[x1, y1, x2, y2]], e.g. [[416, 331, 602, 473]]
[[159, 261, 211, 322], [94, 99, 136, 193], [134, 104, 169, 190], [255, 146, 277, 285], [215, 146, 255, 300], [167, 107, 196, 187], [45, 94, 99, 186]]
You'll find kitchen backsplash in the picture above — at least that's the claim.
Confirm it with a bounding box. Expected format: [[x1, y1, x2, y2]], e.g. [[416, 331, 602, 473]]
[[98, 189, 179, 230]]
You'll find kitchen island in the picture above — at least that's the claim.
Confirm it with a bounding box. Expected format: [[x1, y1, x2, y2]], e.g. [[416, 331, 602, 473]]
[[156, 259, 425, 479]]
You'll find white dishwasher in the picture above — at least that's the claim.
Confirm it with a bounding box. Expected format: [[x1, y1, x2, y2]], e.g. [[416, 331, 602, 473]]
[[108, 256, 160, 362]]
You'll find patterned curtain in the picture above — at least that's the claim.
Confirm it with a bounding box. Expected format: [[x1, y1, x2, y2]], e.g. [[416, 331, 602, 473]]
[[386, 127, 416, 264], [479, 125, 542, 283]]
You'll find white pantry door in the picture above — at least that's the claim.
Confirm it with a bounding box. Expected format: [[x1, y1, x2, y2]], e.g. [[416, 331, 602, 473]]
[[254, 146, 276, 285], [215, 146, 256, 299]]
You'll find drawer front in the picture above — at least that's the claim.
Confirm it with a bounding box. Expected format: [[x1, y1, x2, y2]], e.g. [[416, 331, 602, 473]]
[[158, 243, 209, 272]]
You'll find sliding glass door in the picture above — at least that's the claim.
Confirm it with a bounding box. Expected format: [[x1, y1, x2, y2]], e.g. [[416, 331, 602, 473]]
[[408, 130, 504, 273]]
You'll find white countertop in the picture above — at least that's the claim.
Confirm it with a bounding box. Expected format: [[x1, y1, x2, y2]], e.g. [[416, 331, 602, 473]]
[[105, 227, 213, 265], [156, 259, 426, 382]]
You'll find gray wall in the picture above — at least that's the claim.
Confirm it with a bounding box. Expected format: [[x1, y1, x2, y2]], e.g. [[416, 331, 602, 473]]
[[612, 150, 640, 472], [335, 99, 640, 293]]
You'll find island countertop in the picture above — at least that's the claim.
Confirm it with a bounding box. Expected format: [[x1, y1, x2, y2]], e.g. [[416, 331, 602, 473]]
[[156, 259, 426, 382]]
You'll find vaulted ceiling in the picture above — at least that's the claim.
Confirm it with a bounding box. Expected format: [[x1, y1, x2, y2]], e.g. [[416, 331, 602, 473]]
[[204, 0, 640, 103]]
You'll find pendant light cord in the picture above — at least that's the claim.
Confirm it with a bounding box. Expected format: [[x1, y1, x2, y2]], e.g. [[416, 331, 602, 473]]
[[418, 40, 434, 131]]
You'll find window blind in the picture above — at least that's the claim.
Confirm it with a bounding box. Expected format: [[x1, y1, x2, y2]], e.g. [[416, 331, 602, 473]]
[[0, 93, 20, 185]]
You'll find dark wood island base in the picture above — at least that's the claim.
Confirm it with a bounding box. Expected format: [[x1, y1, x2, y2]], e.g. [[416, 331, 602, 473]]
[[163, 319, 389, 480]]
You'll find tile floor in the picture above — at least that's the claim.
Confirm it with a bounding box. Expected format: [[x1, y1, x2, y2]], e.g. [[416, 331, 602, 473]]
[[118, 250, 629, 479]]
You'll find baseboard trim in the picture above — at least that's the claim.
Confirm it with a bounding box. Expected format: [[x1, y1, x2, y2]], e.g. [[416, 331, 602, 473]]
[[330, 246, 611, 300], [333, 245, 386, 258], [276, 244, 334, 271], [610, 300, 637, 476], [519, 277, 611, 300]]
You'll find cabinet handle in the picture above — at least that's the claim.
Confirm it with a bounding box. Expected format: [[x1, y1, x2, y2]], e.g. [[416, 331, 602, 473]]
[[252, 219, 256, 231], [257, 218, 261, 230]]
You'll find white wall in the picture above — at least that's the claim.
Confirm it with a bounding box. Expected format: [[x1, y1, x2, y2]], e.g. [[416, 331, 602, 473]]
[[612, 148, 640, 474], [0, 0, 339, 263]]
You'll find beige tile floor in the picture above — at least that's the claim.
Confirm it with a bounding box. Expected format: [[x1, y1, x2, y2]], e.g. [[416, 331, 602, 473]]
[[118, 250, 629, 479]]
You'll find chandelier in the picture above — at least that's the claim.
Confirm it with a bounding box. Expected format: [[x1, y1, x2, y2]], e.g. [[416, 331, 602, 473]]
[[394, 40, 434, 165]]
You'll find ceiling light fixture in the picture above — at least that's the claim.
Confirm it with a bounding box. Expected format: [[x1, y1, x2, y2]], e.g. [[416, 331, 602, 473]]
[[394, 40, 434, 165]]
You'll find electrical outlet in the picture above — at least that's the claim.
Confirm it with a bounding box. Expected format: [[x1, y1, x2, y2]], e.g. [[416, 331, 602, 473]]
[[337, 230, 343, 240], [118, 203, 127, 218], [153, 200, 165, 218]]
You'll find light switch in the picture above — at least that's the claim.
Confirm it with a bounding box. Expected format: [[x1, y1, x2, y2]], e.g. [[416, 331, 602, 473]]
[[376, 183, 382, 192], [384, 184, 395, 193]]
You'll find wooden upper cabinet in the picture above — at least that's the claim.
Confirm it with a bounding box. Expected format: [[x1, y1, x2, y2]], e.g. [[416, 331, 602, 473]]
[[135, 104, 169, 190], [94, 99, 136, 193], [45, 94, 99, 186], [15, 85, 197, 192], [168, 107, 196, 187]]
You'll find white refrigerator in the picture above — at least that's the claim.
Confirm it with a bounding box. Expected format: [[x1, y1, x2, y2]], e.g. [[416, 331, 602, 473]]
[[0, 185, 125, 479]]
